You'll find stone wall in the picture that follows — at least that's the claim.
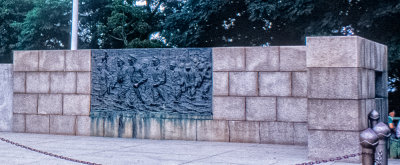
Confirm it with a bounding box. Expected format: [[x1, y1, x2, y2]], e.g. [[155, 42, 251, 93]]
[[12, 50, 92, 136], [0, 64, 13, 131], [306, 36, 388, 162], [210, 47, 308, 145], [4, 36, 388, 163]]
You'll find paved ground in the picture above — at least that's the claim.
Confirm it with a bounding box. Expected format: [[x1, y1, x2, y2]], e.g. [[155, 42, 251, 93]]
[[0, 132, 399, 165]]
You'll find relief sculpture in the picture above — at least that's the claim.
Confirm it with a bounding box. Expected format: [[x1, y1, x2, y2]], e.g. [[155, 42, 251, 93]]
[[91, 49, 212, 117]]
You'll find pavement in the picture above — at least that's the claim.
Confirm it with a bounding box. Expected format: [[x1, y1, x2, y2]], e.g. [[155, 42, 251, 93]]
[[0, 132, 399, 165]]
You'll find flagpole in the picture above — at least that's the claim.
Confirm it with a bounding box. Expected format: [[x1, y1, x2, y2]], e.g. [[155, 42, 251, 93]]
[[71, 0, 78, 50]]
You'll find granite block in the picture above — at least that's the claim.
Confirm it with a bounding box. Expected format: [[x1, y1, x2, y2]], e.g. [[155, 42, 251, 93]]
[[229, 72, 258, 96], [213, 97, 245, 120], [383, 45, 388, 72], [76, 116, 91, 136], [277, 97, 307, 122], [196, 120, 229, 142], [0, 64, 13, 131], [360, 69, 368, 99], [259, 72, 291, 96], [246, 47, 279, 71], [246, 97, 276, 121], [63, 94, 90, 115], [361, 39, 377, 70], [50, 115, 76, 135], [294, 123, 308, 145], [39, 50, 65, 71], [13, 94, 37, 114], [213, 72, 228, 96], [90, 116, 104, 137], [375, 43, 386, 72], [359, 39, 369, 69], [104, 115, 119, 137], [162, 118, 197, 140], [360, 100, 367, 130], [306, 36, 361, 68], [13, 51, 39, 71], [212, 47, 245, 71], [12, 114, 25, 133], [279, 46, 306, 71], [367, 70, 375, 98], [26, 115, 49, 134], [50, 72, 76, 93], [66, 50, 91, 71], [308, 68, 360, 99], [260, 122, 294, 145], [134, 117, 162, 140], [229, 121, 260, 143], [38, 94, 62, 115], [77, 72, 91, 94], [118, 115, 134, 138], [26, 72, 50, 93], [13, 72, 25, 93], [369, 40, 377, 70], [308, 130, 361, 163], [308, 99, 362, 131], [292, 72, 307, 97]]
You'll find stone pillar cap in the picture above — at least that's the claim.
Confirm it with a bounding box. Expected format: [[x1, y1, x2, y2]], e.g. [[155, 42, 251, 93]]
[[360, 128, 379, 148], [368, 110, 380, 120], [373, 122, 391, 139]]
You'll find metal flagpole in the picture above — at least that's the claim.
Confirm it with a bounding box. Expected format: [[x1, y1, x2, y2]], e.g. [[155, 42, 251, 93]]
[[71, 0, 79, 50]]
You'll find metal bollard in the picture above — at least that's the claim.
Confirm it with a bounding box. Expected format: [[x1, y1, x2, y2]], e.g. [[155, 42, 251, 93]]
[[373, 122, 391, 165], [360, 128, 379, 165], [369, 110, 380, 128]]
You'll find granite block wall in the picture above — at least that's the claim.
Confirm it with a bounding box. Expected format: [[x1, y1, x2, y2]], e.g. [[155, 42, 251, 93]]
[[211, 46, 308, 145], [12, 50, 91, 136], [306, 36, 387, 162], [7, 36, 388, 163]]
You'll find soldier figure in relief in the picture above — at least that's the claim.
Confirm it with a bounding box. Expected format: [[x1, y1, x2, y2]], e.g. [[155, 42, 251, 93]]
[[148, 57, 166, 105], [112, 57, 128, 105], [129, 56, 147, 105], [167, 61, 184, 103]]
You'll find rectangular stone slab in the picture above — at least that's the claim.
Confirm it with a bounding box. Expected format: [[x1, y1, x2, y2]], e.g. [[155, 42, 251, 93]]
[[308, 130, 361, 163], [308, 68, 361, 99], [0, 64, 13, 131]]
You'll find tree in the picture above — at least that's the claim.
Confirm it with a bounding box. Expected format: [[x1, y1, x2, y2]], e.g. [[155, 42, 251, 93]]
[[80, 0, 166, 49], [161, 0, 400, 110], [78, 0, 113, 49], [12, 0, 71, 50], [3, 0, 400, 110], [0, 0, 33, 62]]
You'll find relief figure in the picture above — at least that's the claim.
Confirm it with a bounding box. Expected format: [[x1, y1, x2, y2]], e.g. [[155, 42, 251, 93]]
[[148, 57, 166, 104]]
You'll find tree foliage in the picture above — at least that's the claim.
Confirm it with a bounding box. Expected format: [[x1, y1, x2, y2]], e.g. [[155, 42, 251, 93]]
[[0, 0, 33, 62], [12, 0, 71, 50], [161, 0, 400, 47], [94, 0, 165, 48], [1, 0, 400, 109], [161, 0, 400, 110]]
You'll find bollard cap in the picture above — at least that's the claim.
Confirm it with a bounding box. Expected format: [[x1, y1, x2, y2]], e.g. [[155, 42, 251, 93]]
[[360, 128, 379, 148], [373, 122, 391, 139], [368, 110, 380, 120]]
